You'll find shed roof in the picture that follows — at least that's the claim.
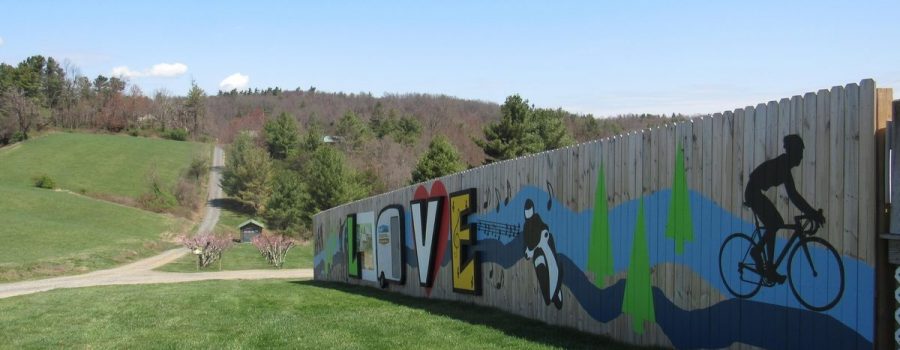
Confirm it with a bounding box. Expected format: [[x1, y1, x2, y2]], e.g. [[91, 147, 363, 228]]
[[238, 219, 266, 229]]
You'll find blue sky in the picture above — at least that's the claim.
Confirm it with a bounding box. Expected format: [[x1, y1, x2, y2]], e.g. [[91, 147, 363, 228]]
[[2, 0, 899, 116]]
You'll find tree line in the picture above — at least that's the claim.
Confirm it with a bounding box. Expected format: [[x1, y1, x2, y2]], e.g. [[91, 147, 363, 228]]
[[0, 55, 208, 144]]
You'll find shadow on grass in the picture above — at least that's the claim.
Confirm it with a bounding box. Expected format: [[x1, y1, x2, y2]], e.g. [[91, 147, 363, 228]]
[[208, 197, 252, 212], [290, 280, 668, 350]]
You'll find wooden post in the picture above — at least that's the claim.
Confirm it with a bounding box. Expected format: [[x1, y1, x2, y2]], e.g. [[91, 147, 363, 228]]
[[874, 88, 893, 350]]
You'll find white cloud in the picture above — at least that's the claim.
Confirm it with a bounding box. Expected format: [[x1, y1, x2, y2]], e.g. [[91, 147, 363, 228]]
[[149, 63, 187, 77], [111, 66, 141, 78], [0, 36, 4, 46], [110, 62, 188, 78], [219, 73, 249, 91]]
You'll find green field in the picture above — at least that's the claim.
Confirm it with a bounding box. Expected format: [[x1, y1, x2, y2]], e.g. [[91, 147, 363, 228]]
[[0, 132, 209, 198], [0, 132, 206, 281], [156, 242, 313, 272], [0, 280, 653, 349]]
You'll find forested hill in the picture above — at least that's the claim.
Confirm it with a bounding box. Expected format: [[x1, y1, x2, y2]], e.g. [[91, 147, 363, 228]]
[[207, 88, 688, 188]]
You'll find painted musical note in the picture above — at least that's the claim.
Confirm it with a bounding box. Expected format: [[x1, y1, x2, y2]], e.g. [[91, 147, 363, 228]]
[[482, 187, 492, 210], [546, 181, 555, 210], [504, 180, 511, 206]]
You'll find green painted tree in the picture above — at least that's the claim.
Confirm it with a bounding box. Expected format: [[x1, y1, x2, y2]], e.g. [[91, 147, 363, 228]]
[[588, 162, 613, 288], [622, 199, 655, 334], [666, 143, 693, 254], [346, 215, 359, 278]]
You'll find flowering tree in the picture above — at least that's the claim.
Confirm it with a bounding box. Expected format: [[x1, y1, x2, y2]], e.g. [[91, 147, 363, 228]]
[[178, 232, 234, 268], [252, 233, 298, 269]]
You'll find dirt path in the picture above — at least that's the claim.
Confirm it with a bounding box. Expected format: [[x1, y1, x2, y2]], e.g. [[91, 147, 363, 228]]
[[0, 145, 313, 300]]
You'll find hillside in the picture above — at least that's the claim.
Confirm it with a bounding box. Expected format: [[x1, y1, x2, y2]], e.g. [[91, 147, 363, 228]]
[[0, 133, 208, 281], [207, 90, 686, 190], [0, 132, 209, 199]]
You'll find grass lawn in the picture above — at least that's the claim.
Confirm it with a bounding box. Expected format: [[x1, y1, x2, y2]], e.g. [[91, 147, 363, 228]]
[[0, 132, 210, 199], [0, 280, 658, 349], [0, 184, 186, 282], [0, 132, 206, 282], [156, 242, 313, 272]]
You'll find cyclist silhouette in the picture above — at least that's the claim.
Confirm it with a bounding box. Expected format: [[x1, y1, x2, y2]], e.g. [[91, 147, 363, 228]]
[[745, 134, 825, 284]]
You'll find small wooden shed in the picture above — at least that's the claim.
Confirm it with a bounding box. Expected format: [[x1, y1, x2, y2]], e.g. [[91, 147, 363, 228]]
[[239, 219, 265, 243]]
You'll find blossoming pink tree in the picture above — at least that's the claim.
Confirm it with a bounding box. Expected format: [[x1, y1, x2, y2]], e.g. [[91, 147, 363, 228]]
[[178, 232, 234, 269], [252, 233, 298, 269]]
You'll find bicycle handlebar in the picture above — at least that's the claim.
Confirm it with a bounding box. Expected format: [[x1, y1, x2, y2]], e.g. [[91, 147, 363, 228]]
[[793, 209, 824, 235]]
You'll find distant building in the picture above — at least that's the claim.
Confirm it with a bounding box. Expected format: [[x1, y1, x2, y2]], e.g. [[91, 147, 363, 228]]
[[239, 219, 265, 242], [323, 135, 344, 144]]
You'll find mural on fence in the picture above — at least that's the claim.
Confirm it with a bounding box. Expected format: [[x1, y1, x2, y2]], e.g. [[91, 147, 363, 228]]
[[314, 80, 882, 349]]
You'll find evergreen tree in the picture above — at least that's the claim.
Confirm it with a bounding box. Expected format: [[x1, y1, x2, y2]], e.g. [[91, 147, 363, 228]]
[[411, 136, 465, 183], [301, 117, 324, 153], [184, 80, 206, 137], [264, 169, 311, 236], [304, 146, 368, 213], [221, 132, 274, 213], [622, 199, 655, 334], [335, 110, 370, 150], [475, 94, 542, 162], [263, 112, 300, 159], [393, 116, 422, 146], [666, 143, 693, 254], [588, 162, 613, 288], [533, 108, 575, 150], [475, 94, 574, 163]]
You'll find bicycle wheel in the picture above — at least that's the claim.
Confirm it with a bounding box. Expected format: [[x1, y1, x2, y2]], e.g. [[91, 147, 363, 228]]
[[719, 233, 763, 298], [787, 237, 845, 311]]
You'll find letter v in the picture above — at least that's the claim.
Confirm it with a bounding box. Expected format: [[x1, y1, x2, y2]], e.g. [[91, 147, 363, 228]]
[[411, 197, 443, 287]]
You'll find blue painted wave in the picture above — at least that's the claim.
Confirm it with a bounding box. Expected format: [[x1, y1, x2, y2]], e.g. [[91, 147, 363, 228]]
[[470, 185, 873, 343]]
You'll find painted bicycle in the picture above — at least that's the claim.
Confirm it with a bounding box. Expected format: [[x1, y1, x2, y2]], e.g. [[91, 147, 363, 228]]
[[718, 210, 845, 311]]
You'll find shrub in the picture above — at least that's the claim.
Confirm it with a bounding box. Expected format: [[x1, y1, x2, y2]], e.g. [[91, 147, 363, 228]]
[[172, 177, 198, 209], [162, 128, 188, 141], [187, 154, 209, 182], [11, 131, 27, 143], [138, 167, 177, 212], [251, 233, 298, 269], [32, 174, 55, 189], [178, 232, 234, 269]]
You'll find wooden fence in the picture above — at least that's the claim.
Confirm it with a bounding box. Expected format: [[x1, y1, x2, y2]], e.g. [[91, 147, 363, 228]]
[[313, 79, 892, 349]]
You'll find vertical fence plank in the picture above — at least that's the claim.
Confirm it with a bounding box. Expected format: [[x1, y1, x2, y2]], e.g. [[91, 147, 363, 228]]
[[615, 134, 627, 341], [844, 82, 861, 349], [732, 107, 748, 350], [859, 80, 875, 266], [858, 79, 876, 349], [675, 120, 691, 320]]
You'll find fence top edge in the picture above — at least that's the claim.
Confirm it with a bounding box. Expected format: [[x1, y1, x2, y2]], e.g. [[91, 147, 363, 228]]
[[313, 78, 879, 219]]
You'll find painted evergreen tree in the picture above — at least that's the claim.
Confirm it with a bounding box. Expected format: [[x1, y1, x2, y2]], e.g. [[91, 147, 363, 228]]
[[666, 143, 693, 254], [622, 199, 655, 334], [588, 161, 613, 288]]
